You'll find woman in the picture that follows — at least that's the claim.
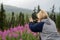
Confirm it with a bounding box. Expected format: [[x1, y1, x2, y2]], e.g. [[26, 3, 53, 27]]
[[29, 9, 60, 40]]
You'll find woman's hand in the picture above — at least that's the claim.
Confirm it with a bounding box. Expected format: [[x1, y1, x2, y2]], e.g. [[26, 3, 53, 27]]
[[29, 17, 41, 23], [29, 17, 33, 22], [37, 19, 41, 22]]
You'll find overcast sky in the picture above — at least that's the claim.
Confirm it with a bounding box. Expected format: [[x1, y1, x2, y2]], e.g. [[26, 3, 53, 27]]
[[0, 0, 60, 12]]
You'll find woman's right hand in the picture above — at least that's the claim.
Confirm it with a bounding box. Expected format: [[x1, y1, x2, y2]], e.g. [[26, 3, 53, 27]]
[[29, 17, 33, 22], [37, 19, 41, 23]]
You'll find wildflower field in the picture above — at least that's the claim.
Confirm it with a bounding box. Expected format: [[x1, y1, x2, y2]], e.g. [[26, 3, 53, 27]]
[[0, 24, 39, 40]]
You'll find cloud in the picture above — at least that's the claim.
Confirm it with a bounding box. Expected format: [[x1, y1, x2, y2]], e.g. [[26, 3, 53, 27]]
[[0, 0, 60, 12], [0, 0, 2, 3]]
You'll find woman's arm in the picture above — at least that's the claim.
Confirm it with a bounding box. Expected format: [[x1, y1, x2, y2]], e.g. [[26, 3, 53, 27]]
[[29, 22, 44, 32]]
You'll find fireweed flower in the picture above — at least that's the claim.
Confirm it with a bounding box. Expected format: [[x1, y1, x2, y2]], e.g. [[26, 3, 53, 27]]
[[0, 24, 37, 40], [24, 24, 32, 33], [13, 27, 18, 32], [2, 31, 7, 40], [12, 33, 18, 38], [9, 33, 12, 38], [20, 38, 22, 40], [19, 26, 24, 36], [0, 31, 3, 37]]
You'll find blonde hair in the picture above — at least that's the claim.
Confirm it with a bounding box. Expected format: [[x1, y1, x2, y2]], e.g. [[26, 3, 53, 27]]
[[37, 9, 48, 20]]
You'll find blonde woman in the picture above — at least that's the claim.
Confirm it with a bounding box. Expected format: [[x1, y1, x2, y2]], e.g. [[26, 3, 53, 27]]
[[29, 9, 60, 40]]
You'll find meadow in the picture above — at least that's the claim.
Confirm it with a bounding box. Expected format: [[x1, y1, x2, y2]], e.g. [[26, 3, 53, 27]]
[[0, 24, 39, 40], [0, 4, 60, 40]]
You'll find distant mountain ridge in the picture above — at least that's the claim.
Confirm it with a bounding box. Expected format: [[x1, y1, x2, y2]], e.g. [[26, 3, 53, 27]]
[[0, 5, 33, 14]]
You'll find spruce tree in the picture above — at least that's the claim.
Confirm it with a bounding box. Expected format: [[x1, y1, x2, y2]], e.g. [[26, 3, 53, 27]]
[[19, 12, 22, 25], [21, 13, 25, 26], [25, 14, 29, 24], [56, 7, 60, 30], [32, 7, 37, 20], [33, 7, 36, 13], [37, 5, 41, 13], [59, 7, 60, 14], [11, 12, 15, 27], [0, 3, 6, 31], [56, 14, 60, 30], [50, 5, 56, 23], [19, 12, 25, 26]]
